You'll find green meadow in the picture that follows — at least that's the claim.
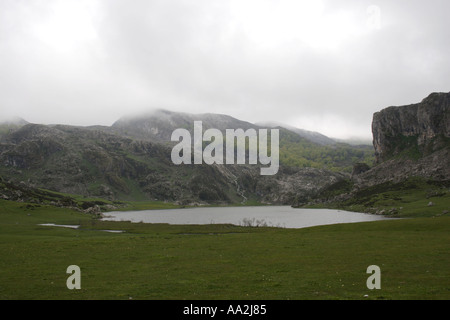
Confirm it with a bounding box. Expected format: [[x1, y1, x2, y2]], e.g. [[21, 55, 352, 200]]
[[0, 199, 449, 300]]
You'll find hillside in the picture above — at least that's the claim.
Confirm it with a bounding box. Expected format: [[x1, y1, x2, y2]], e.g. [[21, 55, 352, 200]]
[[0, 119, 350, 205]]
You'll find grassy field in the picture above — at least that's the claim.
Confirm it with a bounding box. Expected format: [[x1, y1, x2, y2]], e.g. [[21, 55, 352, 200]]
[[0, 199, 449, 300]]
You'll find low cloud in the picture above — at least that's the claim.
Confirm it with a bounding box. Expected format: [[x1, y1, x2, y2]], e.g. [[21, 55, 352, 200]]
[[0, 0, 449, 139]]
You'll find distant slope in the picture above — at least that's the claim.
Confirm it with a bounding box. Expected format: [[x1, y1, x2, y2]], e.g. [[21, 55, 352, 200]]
[[333, 137, 372, 146], [256, 121, 336, 146]]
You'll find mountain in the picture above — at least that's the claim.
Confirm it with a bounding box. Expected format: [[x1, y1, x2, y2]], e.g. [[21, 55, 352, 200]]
[[0, 119, 347, 205], [113, 109, 341, 146], [0, 108, 381, 206], [112, 109, 374, 172]]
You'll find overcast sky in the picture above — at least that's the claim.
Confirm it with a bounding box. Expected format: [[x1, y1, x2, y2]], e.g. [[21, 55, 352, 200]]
[[0, 0, 449, 139]]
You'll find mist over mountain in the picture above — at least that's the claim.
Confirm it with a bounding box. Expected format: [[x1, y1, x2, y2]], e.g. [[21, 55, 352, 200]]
[[0, 117, 29, 137], [0, 117, 28, 126], [111, 109, 260, 143]]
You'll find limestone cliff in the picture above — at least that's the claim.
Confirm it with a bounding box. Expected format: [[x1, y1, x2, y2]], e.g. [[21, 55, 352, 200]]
[[352, 92, 450, 188], [372, 92, 450, 164]]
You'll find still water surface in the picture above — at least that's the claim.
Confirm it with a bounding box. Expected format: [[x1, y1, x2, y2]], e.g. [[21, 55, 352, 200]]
[[102, 206, 392, 229]]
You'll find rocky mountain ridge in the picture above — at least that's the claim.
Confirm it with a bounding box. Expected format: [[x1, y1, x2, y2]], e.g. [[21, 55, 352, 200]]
[[0, 114, 348, 205]]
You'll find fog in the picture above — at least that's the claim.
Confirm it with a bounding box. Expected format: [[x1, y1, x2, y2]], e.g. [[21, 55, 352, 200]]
[[1, 0, 449, 139]]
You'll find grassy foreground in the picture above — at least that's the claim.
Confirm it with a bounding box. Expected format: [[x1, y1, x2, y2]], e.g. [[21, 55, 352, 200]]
[[0, 199, 449, 300]]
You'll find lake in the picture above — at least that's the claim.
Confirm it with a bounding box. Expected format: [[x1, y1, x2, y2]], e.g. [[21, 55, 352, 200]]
[[102, 206, 393, 229]]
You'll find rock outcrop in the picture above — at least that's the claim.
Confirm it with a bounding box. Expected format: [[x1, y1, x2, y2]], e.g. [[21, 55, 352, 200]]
[[372, 92, 450, 164], [354, 92, 450, 188]]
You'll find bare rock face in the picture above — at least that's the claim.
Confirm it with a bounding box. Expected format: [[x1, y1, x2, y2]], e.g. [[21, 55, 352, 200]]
[[353, 92, 450, 188], [372, 92, 450, 164]]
